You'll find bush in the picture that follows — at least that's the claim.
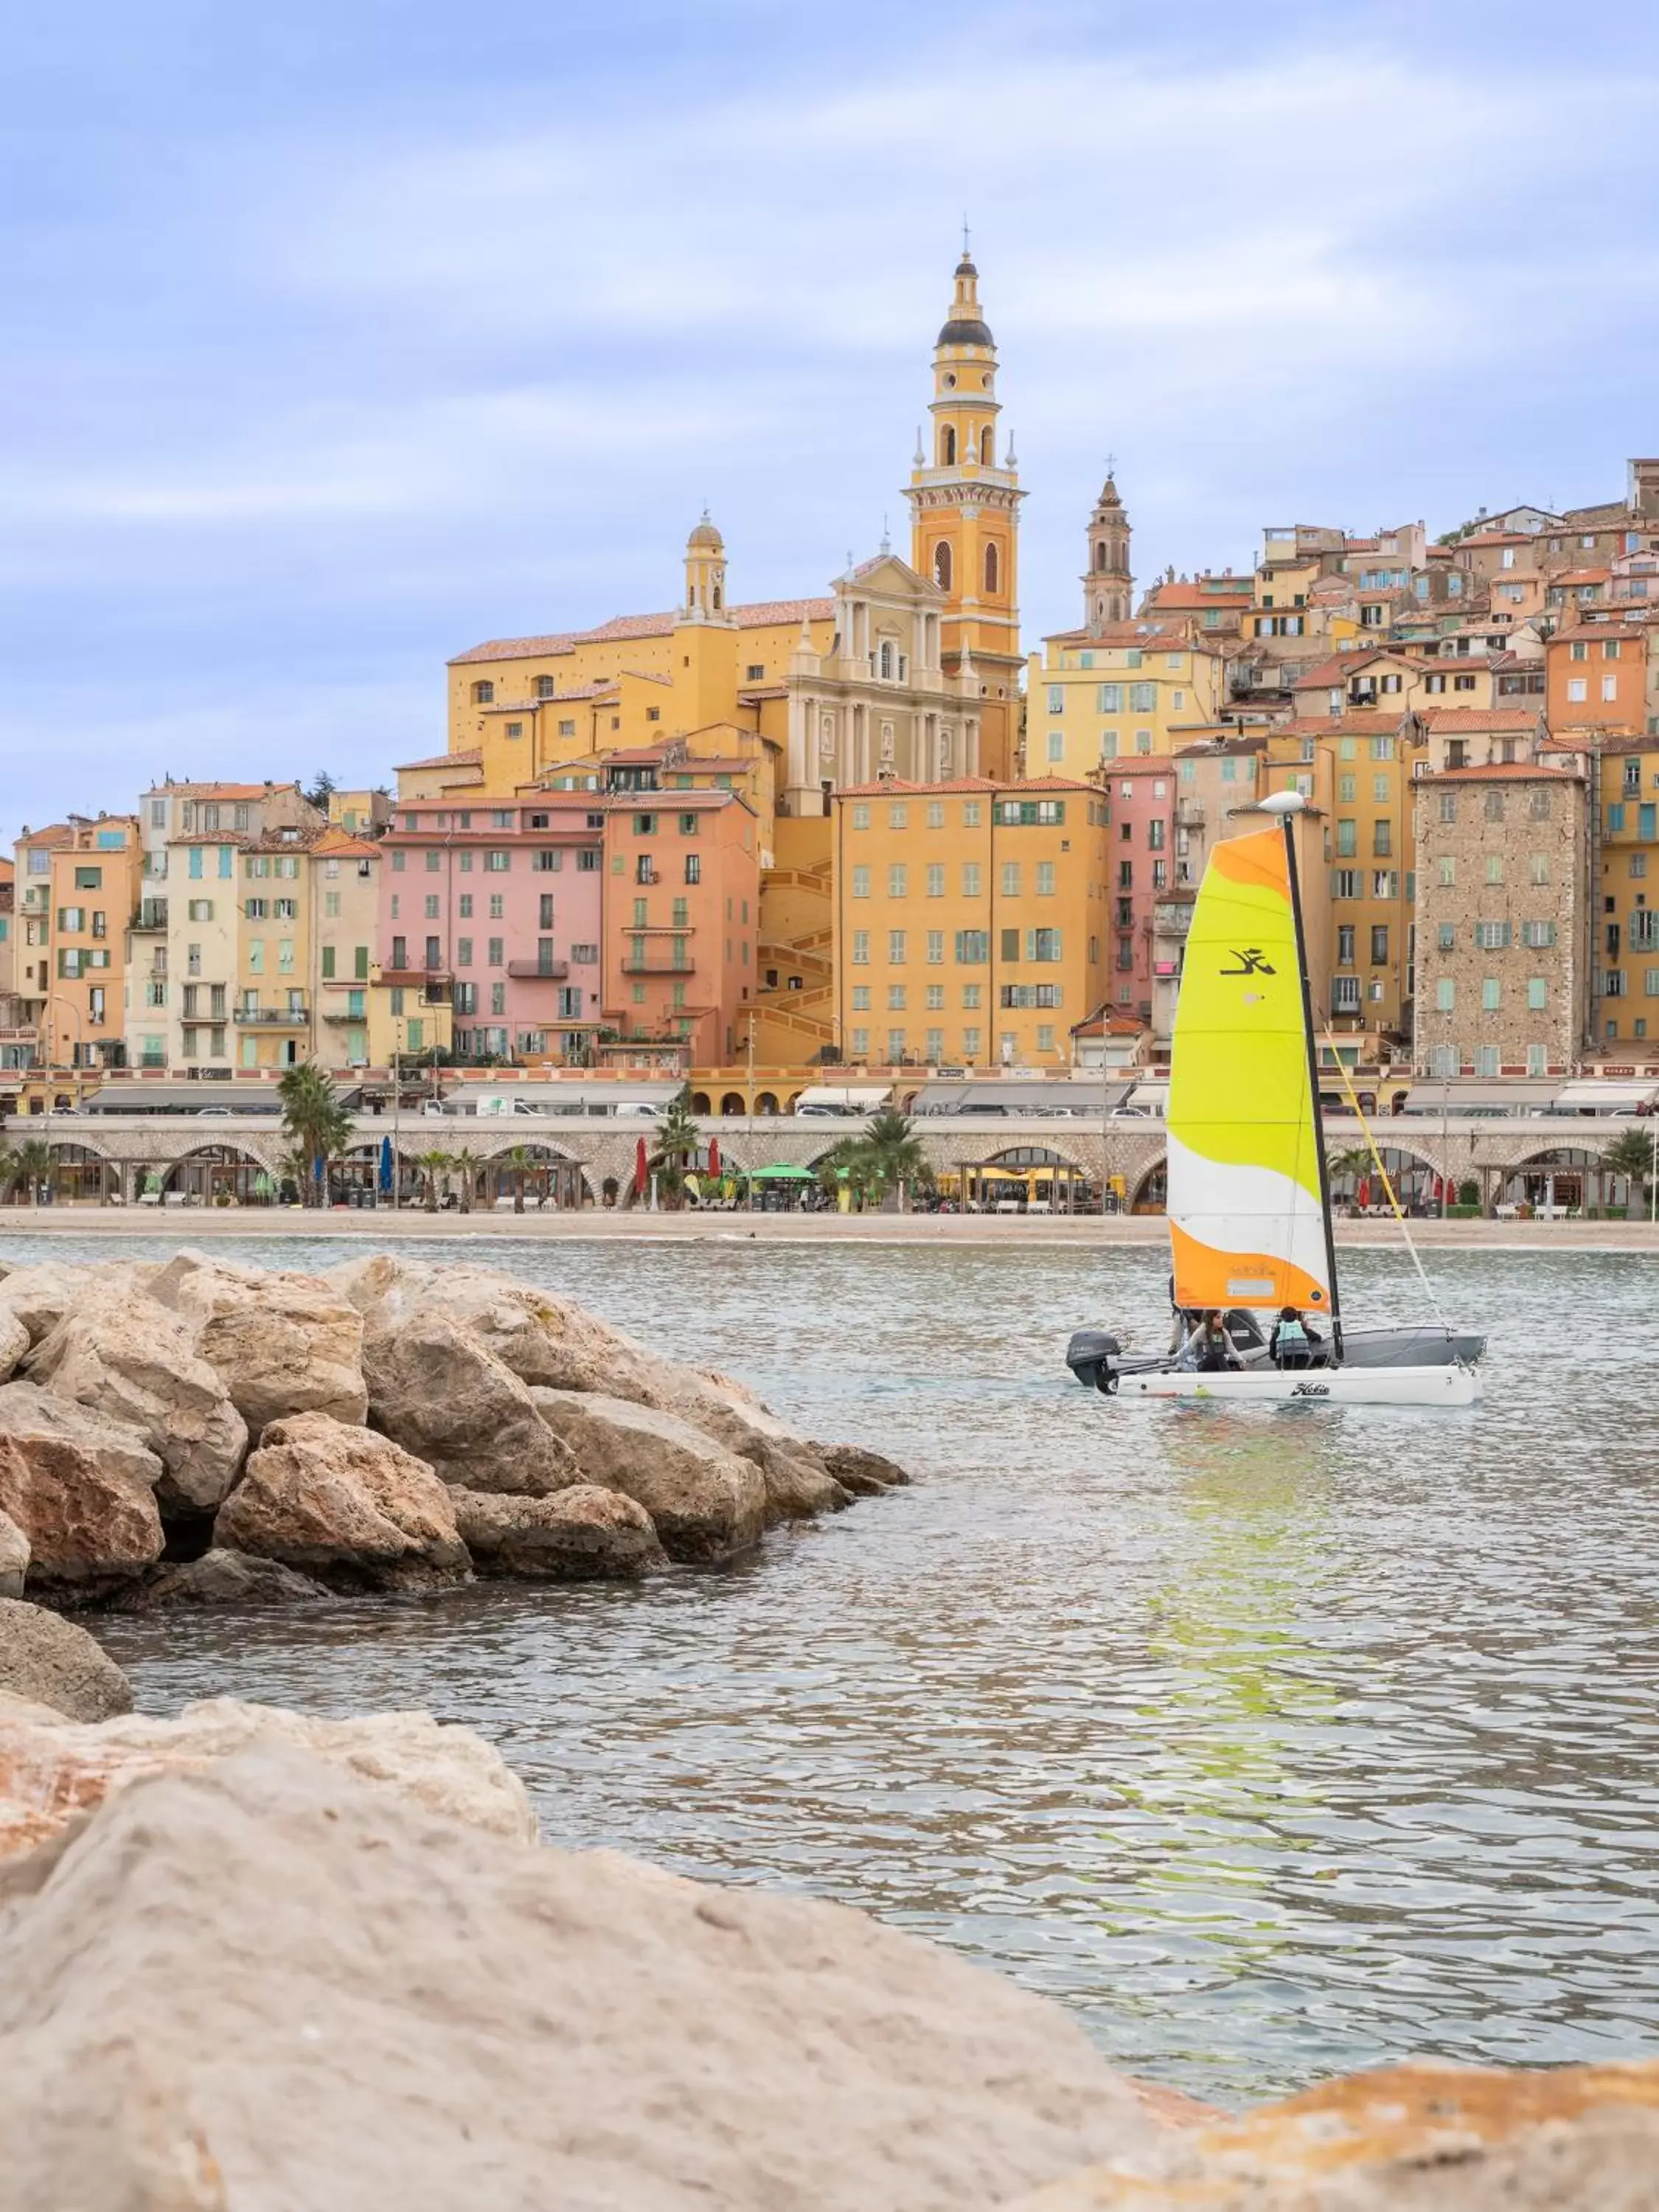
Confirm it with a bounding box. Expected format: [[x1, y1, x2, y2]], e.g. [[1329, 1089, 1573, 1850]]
[[1447, 1203, 1483, 1218], [1457, 1179, 1479, 1208]]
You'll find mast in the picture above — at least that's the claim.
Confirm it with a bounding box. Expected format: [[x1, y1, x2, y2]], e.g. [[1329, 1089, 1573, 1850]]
[[1270, 796, 1343, 1358]]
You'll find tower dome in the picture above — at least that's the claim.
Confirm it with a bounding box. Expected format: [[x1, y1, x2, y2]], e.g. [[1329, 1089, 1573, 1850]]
[[686, 509, 723, 552], [936, 256, 994, 347]]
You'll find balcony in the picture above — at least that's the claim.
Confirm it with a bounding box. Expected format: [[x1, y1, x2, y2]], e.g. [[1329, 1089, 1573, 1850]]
[[380, 966, 453, 989], [622, 956, 696, 975], [507, 959, 570, 981], [321, 1004, 369, 1023], [132, 900, 169, 932], [1175, 801, 1205, 829], [234, 1006, 310, 1028]]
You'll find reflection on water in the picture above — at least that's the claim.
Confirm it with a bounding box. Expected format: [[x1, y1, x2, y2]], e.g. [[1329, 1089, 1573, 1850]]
[[10, 1230, 1659, 2104]]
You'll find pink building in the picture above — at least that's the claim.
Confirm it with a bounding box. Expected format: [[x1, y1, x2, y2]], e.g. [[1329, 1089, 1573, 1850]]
[[379, 793, 605, 1062], [1103, 756, 1176, 1023]]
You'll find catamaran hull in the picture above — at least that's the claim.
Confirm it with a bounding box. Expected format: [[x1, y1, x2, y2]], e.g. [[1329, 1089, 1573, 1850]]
[[1064, 1321, 1485, 1392], [1116, 1363, 1481, 1408]]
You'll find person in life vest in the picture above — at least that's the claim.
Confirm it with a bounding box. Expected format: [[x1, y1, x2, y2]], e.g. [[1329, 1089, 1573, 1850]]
[[1270, 1305, 1326, 1369], [1181, 1311, 1240, 1373]]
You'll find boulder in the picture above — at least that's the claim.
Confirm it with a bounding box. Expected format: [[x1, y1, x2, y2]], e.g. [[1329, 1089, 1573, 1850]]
[[0, 1746, 1162, 2211], [25, 1293, 248, 1513], [0, 1597, 132, 1720], [0, 1383, 165, 1596], [530, 1389, 767, 1565], [148, 1251, 368, 1429], [361, 1317, 578, 1497], [1009, 2059, 1659, 2210], [114, 1549, 333, 1610], [0, 1696, 538, 1863], [0, 1509, 26, 1599], [819, 1442, 911, 1496], [452, 1485, 667, 1581], [0, 1307, 26, 1384], [213, 1413, 470, 1594], [0, 1262, 102, 1349]]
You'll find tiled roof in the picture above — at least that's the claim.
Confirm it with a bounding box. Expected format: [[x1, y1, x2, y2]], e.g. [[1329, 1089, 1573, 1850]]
[[142, 782, 293, 801], [450, 599, 835, 665], [1291, 652, 1381, 688], [1556, 568, 1611, 585], [1421, 763, 1581, 782], [313, 829, 380, 858], [169, 830, 253, 848], [1279, 713, 1416, 738], [1458, 530, 1532, 548], [16, 823, 75, 846], [835, 776, 1098, 798], [1421, 707, 1544, 731], [1142, 581, 1252, 610], [1105, 756, 1178, 776], [394, 747, 482, 772]]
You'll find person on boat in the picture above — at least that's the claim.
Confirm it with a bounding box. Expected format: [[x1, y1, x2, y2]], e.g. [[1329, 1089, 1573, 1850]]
[[1269, 1307, 1326, 1370], [1182, 1311, 1239, 1373]]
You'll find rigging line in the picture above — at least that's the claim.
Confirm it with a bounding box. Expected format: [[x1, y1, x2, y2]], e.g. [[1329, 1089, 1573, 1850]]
[[1320, 1032, 1452, 1332]]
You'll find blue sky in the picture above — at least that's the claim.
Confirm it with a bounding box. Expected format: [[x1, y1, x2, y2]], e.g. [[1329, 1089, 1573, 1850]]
[[5, 0, 1659, 835]]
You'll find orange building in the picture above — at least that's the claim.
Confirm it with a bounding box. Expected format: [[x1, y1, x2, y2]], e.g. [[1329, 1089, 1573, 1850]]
[[600, 788, 760, 1065], [43, 817, 142, 1068], [1547, 617, 1656, 735]]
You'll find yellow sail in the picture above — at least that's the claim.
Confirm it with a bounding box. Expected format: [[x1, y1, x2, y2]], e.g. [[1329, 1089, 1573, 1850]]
[[1166, 824, 1334, 1315]]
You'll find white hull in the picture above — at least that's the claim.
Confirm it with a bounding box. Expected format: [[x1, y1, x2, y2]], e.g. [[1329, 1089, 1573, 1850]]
[[1116, 1363, 1481, 1408]]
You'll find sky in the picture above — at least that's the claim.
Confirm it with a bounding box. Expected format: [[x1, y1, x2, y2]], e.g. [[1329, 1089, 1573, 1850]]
[[4, 0, 1659, 836]]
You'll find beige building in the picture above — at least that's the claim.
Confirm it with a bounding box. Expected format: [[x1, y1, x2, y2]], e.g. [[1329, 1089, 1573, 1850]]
[[1412, 762, 1590, 1078]]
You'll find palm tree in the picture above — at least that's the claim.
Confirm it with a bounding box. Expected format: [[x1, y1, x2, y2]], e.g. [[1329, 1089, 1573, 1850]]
[[499, 1144, 535, 1214], [858, 1108, 930, 1209], [0, 1144, 17, 1206], [649, 1084, 701, 1208], [412, 1147, 453, 1213], [1325, 1143, 1375, 1212], [276, 1061, 352, 1208], [1602, 1127, 1657, 1220], [9, 1138, 54, 1208], [815, 1133, 880, 1212]]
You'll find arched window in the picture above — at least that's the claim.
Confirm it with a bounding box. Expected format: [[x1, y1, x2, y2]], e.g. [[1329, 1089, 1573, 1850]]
[[533, 675, 555, 700], [933, 542, 953, 591], [984, 542, 1000, 594], [941, 425, 956, 466], [1095, 542, 1107, 571], [712, 582, 722, 611], [472, 680, 495, 705], [981, 427, 994, 466], [878, 640, 894, 680]]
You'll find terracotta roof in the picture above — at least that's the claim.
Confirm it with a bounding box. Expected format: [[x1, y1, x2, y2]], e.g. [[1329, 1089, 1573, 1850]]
[[835, 776, 1097, 798], [450, 599, 835, 665], [15, 824, 75, 846], [1458, 530, 1533, 548], [1421, 763, 1582, 782], [169, 830, 252, 848], [1278, 713, 1416, 738], [394, 747, 482, 772], [1556, 568, 1611, 586], [1422, 707, 1544, 731], [313, 829, 380, 858], [1042, 620, 1200, 650], [1291, 652, 1382, 688], [1105, 757, 1178, 776], [1141, 581, 1252, 611]]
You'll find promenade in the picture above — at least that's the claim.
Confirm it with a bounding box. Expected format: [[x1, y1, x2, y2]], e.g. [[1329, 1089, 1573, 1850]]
[[3, 1206, 1658, 1251]]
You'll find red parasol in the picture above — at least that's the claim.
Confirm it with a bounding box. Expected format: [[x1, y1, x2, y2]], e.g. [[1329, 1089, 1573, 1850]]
[[706, 1136, 720, 1178], [634, 1135, 649, 1198], [1357, 1176, 1371, 1210]]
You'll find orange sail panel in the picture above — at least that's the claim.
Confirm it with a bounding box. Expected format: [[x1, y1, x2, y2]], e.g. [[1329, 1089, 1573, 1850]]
[[1166, 827, 1333, 1313]]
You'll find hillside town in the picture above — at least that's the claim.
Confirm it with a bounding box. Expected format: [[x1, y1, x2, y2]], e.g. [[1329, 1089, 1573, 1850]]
[[5, 250, 1659, 1110]]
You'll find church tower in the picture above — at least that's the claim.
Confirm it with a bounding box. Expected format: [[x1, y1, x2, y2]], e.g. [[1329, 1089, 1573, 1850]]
[[1084, 471, 1133, 632], [682, 511, 731, 624], [906, 246, 1023, 779]]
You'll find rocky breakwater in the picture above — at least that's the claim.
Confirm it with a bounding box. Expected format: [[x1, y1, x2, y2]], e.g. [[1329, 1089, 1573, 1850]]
[[0, 1251, 908, 1609]]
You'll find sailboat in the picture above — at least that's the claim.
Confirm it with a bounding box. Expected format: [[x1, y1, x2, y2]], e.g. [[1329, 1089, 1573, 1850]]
[[1067, 793, 1484, 1408]]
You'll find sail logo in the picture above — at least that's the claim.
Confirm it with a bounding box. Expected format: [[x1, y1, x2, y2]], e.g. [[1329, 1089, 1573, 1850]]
[[1220, 948, 1276, 976], [1290, 1380, 1331, 1398]]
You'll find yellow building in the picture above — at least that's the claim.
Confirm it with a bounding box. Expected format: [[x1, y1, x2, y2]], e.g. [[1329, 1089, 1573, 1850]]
[[1265, 710, 1423, 1043], [1029, 630, 1226, 776], [831, 777, 1108, 1071], [904, 251, 1023, 775], [1589, 734, 1659, 1052]]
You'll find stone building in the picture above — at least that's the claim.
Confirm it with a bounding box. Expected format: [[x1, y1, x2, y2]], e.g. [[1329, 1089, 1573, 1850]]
[[1411, 762, 1590, 1078]]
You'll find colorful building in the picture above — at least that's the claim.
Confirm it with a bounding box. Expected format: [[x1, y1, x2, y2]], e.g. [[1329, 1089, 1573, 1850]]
[[1583, 735, 1659, 1051], [599, 788, 760, 1065], [44, 817, 141, 1069], [830, 777, 1108, 1072]]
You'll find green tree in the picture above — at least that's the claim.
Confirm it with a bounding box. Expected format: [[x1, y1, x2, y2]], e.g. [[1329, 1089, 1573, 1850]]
[[276, 1061, 353, 1207], [815, 1133, 882, 1211], [859, 1108, 928, 1204], [412, 1147, 454, 1213], [302, 771, 338, 813], [7, 1138, 54, 1208], [499, 1144, 535, 1214], [648, 1085, 701, 1208], [1603, 1127, 1658, 1220]]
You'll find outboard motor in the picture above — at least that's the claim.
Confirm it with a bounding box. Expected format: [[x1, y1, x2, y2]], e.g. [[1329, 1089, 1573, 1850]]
[[1065, 1329, 1123, 1393]]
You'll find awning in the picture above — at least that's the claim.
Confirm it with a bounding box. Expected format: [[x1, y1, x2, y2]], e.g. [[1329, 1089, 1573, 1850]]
[[748, 1162, 815, 1181], [912, 1080, 1132, 1114], [1548, 1080, 1659, 1112], [1402, 1082, 1557, 1115], [793, 1085, 891, 1110]]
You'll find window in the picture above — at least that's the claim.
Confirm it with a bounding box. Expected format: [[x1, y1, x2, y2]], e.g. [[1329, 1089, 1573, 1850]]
[[1527, 977, 1548, 1009], [1047, 730, 1064, 762], [1436, 978, 1455, 1012], [888, 864, 908, 897], [1129, 682, 1155, 712], [1333, 976, 1361, 1012], [962, 801, 981, 827], [1370, 925, 1388, 965], [887, 985, 907, 1011], [1480, 977, 1500, 1012], [1568, 678, 1587, 703], [954, 930, 989, 964], [1338, 924, 1356, 965], [1336, 820, 1357, 858], [926, 984, 945, 1009], [1338, 774, 1356, 804], [1026, 928, 1062, 962], [1485, 855, 1503, 886], [1332, 869, 1360, 899], [1521, 919, 1557, 947], [457, 936, 473, 966], [1097, 682, 1121, 712], [961, 984, 981, 1009], [961, 862, 981, 897], [888, 931, 907, 964], [926, 931, 944, 965], [961, 1027, 981, 1058], [1606, 969, 1627, 998], [424, 894, 439, 919], [484, 850, 509, 872], [471, 681, 494, 704], [851, 932, 869, 965], [1438, 857, 1455, 888], [851, 803, 870, 830], [926, 801, 945, 829], [925, 863, 945, 898], [1034, 861, 1055, 897], [1046, 685, 1064, 715], [851, 985, 871, 1012], [1001, 861, 1021, 897], [852, 866, 870, 899]]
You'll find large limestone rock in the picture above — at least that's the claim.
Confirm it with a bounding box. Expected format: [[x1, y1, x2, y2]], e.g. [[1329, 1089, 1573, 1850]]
[[0, 1746, 1161, 2211], [0, 1307, 26, 1384], [361, 1316, 578, 1496], [0, 1383, 165, 1595], [0, 1697, 537, 1863], [214, 1413, 470, 1593], [148, 1251, 367, 1430], [531, 1388, 767, 1564], [453, 1484, 667, 1580], [0, 1598, 132, 1720], [0, 1509, 26, 1599], [820, 1441, 911, 1496], [0, 1262, 111, 1349], [25, 1292, 248, 1513], [1011, 2059, 1659, 2209]]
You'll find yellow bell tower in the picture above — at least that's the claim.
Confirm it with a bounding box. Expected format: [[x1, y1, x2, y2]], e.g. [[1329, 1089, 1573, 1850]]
[[907, 243, 1023, 778]]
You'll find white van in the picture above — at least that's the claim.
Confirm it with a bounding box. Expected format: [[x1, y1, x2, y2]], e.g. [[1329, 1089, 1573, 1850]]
[[476, 1096, 543, 1119], [613, 1101, 661, 1119]]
